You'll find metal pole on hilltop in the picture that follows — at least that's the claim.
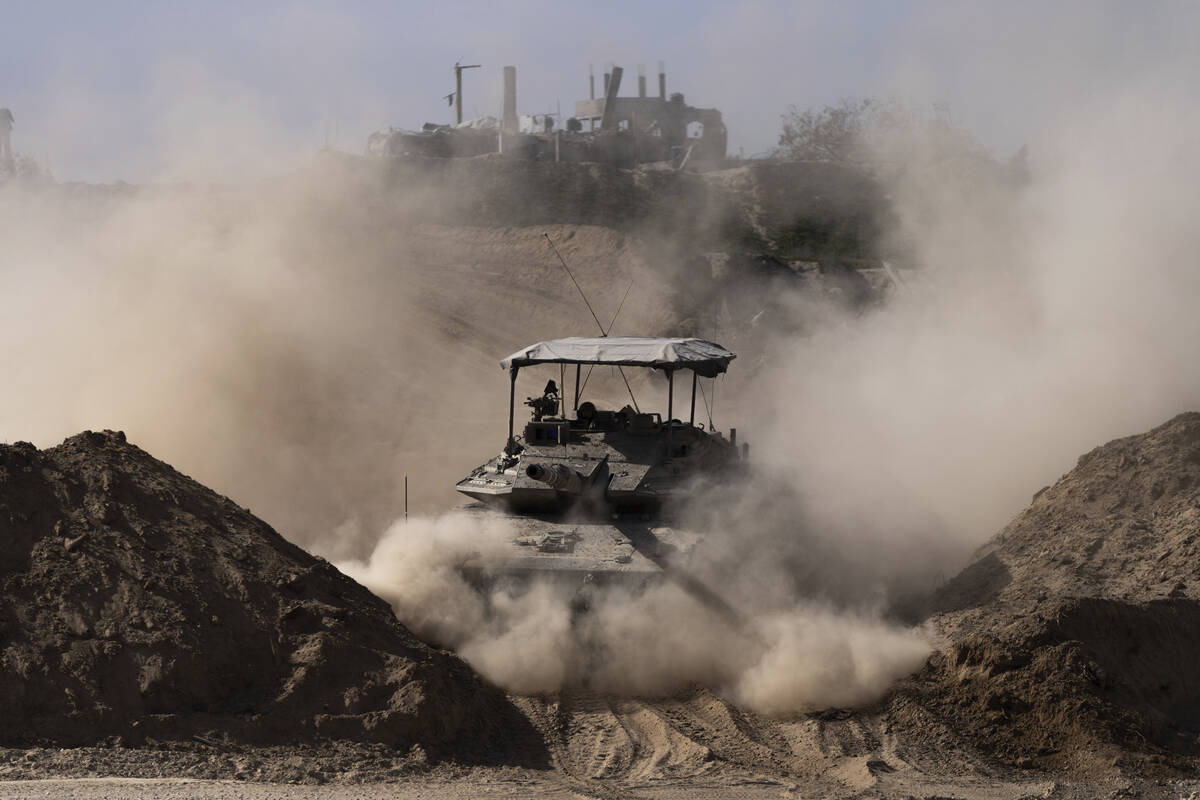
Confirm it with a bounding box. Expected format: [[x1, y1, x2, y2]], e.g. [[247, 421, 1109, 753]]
[[453, 62, 482, 126]]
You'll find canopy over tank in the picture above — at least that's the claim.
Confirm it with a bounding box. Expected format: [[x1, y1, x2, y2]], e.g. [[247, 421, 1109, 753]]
[[501, 336, 735, 377]]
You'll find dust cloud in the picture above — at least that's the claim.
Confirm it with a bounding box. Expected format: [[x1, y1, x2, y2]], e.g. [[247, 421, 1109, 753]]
[[736, 72, 1200, 598], [0, 166, 667, 561], [342, 25, 1200, 711], [339, 512, 930, 711], [0, 168, 482, 560], [6, 5, 1200, 715]]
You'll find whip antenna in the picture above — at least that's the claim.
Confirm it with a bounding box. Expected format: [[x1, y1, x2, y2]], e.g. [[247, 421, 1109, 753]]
[[544, 232, 607, 335], [607, 277, 634, 335], [578, 276, 635, 396], [544, 232, 639, 411]]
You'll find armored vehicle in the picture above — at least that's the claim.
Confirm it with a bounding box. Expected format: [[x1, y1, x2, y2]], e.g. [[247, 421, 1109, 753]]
[[456, 336, 746, 586]]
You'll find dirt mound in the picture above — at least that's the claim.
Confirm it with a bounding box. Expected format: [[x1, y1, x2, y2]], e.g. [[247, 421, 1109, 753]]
[[911, 412, 1200, 772], [0, 430, 539, 761]]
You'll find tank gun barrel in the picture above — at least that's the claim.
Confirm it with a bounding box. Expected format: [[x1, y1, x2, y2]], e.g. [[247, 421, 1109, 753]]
[[525, 462, 584, 494]]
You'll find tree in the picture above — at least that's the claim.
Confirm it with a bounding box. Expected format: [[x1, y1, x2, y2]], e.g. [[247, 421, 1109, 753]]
[[775, 98, 878, 163], [775, 98, 993, 171]]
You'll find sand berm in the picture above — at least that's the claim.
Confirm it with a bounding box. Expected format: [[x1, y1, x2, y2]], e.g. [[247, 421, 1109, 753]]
[[0, 429, 540, 764], [4, 414, 1200, 795]]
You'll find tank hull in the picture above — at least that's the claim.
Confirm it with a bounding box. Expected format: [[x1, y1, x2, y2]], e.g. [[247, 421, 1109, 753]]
[[456, 503, 700, 587]]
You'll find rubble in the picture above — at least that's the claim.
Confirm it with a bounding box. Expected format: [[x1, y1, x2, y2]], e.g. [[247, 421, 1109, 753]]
[[366, 62, 727, 170]]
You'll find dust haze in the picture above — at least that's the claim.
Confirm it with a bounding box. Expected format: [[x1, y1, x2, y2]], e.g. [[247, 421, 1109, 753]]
[[6, 6, 1200, 712], [339, 512, 930, 712]]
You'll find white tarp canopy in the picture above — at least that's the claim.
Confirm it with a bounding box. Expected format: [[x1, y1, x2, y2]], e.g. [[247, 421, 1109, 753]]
[[501, 337, 735, 378]]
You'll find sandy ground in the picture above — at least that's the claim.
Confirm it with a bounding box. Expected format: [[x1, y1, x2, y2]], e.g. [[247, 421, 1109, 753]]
[[2, 747, 1185, 800], [0, 775, 578, 800], [0, 775, 1049, 800], [4, 773, 1194, 800]]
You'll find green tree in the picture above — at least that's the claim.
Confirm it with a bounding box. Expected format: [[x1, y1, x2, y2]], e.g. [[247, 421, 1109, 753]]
[[775, 98, 879, 163], [776, 98, 995, 171]]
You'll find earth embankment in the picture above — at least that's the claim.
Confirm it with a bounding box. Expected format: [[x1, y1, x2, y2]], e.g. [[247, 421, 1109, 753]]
[[909, 412, 1200, 773], [327, 152, 890, 263], [0, 430, 540, 765]]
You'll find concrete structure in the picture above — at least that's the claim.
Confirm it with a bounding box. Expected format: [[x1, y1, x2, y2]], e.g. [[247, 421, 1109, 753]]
[[502, 66, 518, 133], [599, 66, 623, 131], [367, 62, 728, 170], [0, 108, 12, 172], [573, 63, 727, 163]]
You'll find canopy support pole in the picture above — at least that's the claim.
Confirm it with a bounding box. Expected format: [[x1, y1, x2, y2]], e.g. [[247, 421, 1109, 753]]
[[573, 363, 581, 411], [690, 372, 697, 425], [666, 369, 674, 458], [506, 367, 518, 453], [667, 369, 675, 422]]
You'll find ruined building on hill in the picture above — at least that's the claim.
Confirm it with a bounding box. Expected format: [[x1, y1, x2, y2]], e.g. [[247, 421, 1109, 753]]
[[366, 63, 727, 170]]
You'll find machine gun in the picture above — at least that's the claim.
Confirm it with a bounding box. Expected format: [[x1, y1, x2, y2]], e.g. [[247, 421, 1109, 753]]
[[524, 379, 560, 421]]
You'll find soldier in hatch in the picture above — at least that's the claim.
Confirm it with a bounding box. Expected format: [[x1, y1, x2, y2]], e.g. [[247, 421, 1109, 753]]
[[525, 380, 560, 421]]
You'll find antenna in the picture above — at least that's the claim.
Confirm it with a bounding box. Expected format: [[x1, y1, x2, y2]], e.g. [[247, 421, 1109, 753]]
[[607, 278, 634, 334], [577, 277, 635, 398], [543, 232, 640, 411], [544, 233, 605, 334]]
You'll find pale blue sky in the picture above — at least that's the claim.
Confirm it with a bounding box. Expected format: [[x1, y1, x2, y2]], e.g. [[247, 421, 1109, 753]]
[[1, 1, 1194, 182]]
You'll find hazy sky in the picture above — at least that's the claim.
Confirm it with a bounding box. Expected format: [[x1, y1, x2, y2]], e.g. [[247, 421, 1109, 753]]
[[1, 1, 1194, 182]]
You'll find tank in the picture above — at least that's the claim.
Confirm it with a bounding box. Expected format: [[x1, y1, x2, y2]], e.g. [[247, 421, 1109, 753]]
[[455, 336, 746, 588]]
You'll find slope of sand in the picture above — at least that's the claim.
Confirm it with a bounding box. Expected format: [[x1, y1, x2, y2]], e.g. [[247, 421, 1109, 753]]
[[0, 431, 538, 764], [907, 412, 1200, 775]]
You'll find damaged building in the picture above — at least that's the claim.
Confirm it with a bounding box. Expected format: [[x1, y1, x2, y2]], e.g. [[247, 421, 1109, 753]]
[[366, 63, 727, 170]]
